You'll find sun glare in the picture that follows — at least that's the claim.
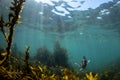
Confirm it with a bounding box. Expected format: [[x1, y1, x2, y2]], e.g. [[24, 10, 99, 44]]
[[34, 0, 50, 3], [34, 0, 55, 6], [34, 0, 45, 3]]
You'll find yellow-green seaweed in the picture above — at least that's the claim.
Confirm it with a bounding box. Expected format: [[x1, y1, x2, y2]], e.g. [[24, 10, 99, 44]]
[[0, 0, 25, 65]]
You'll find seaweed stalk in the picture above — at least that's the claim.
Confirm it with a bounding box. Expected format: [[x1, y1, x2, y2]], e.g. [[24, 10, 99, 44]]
[[0, 0, 25, 65], [23, 46, 30, 74]]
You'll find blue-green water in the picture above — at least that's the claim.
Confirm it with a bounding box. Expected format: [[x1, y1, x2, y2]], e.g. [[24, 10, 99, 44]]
[[0, 0, 120, 72], [12, 25, 120, 71]]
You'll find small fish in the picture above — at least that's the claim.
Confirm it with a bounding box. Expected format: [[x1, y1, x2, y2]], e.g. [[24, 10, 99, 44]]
[[75, 56, 91, 71]]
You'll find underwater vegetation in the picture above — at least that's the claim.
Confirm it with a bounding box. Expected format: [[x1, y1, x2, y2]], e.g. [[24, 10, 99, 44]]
[[99, 57, 120, 80], [0, 0, 120, 80], [86, 72, 98, 80], [0, 0, 25, 65], [1, 47, 120, 80], [34, 46, 52, 66], [34, 41, 69, 68], [1, 42, 120, 80], [1, 44, 100, 80], [53, 41, 69, 68]]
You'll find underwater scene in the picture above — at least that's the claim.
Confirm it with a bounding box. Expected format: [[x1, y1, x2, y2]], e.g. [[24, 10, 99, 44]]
[[0, 0, 120, 80]]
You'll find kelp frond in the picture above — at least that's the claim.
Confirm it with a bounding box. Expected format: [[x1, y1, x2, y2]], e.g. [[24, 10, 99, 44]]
[[86, 72, 98, 80], [0, 0, 25, 66]]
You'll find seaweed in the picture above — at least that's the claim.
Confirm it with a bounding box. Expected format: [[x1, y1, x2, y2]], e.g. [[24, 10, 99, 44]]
[[23, 46, 30, 74], [34, 46, 52, 66], [0, 46, 102, 80], [86, 72, 98, 80], [1, 0, 120, 80], [53, 41, 69, 68], [0, 47, 5, 60], [99, 58, 120, 80], [34, 41, 69, 68], [0, 0, 25, 65]]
